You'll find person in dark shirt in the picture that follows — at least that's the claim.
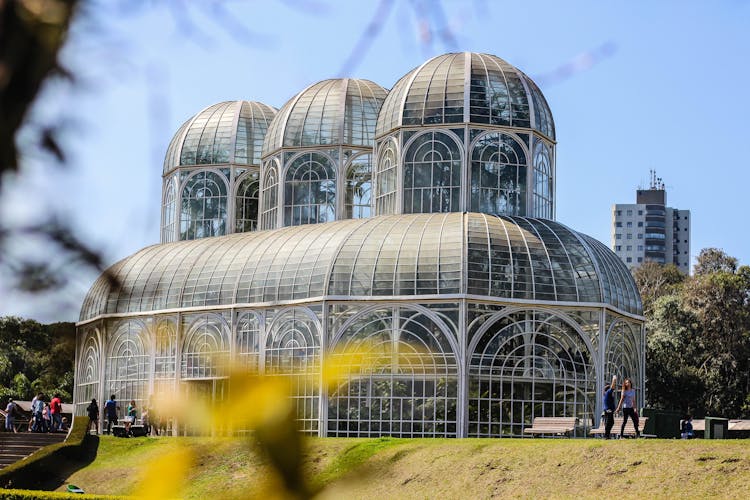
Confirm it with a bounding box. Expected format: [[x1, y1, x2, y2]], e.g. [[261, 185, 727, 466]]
[[602, 375, 617, 439], [104, 395, 119, 434], [86, 399, 99, 435], [681, 415, 694, 439]]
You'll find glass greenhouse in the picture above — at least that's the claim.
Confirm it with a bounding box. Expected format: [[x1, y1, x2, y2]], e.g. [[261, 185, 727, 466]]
[[76, 52, 644, 438]]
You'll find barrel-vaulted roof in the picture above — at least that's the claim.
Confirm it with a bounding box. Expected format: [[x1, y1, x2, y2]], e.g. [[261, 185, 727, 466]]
[[80, 213, 641, 322]]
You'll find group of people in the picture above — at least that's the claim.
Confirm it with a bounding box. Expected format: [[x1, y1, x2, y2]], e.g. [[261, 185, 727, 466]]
[[3, 394, 67, 433], [601, 375, 641, 439], [86, 395, 163, 437]]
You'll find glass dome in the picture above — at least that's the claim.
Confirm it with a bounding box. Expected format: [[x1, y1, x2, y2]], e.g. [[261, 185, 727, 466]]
[[376, 52, 555, 139], [81, 212, 641, 321], [163, 100, 277, 174], [262, 78, 387, 155]]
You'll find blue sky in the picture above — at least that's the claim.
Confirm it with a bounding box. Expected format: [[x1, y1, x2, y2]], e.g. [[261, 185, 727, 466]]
[[1, 0, 749, 321]]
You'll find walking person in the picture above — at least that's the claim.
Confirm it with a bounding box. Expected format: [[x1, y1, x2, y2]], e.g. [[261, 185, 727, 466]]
[[42, 403, 51, 432], [86, 399, 100, 435], [615, 377, 640, 438], [50, 393, 63, 432], [31, 393, 46, 432], [4, 398, 18, 433], [104, 395, 119, 434], [602, 375, 617, 439]]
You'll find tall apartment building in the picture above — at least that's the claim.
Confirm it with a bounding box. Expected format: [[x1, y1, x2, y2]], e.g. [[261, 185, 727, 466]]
[[611, 172, 691, 274]]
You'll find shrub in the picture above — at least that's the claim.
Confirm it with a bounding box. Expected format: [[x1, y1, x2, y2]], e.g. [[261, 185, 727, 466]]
[[0, 417, 94, 490]]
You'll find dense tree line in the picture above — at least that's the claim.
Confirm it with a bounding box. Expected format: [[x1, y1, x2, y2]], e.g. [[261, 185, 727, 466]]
[[0, 317, 75, 402], [637, 249, 750, 418]]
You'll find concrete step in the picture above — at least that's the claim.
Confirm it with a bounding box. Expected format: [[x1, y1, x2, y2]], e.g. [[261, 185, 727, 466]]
[[0, 432, 68, 469]]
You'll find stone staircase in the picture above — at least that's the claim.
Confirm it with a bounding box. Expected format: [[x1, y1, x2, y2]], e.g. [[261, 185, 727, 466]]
[[0, 432, 67, 469]]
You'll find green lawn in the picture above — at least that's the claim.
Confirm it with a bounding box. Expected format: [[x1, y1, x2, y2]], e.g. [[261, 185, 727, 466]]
[[50, 436, 750, 499]]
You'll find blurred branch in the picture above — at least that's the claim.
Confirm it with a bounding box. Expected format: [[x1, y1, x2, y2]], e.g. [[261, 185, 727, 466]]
[[533, 42, 617, 87], [338, 0, 394, 77], [0, 0, 78, 181]]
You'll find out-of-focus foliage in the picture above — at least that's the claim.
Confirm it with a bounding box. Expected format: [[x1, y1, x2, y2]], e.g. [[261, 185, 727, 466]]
[[642, 248, 750, 418], [0, 0, 78, 175], [136, 341, 383, 499], [0, 316, 75, 402]]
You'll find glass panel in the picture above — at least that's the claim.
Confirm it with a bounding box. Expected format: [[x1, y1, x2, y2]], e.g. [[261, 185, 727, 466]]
[[468, 310, 595, 437], [470, 132, 527, 216], [235, 171, 260, 232], [260, 161, 279, 230], [344, 154, 372, 219], [532, 139, 553, 219], [161, 177, 176, 243], [283, 152, 336, 226], [179, 170, 228, 240], [403, 131, 462, 214], [327, 306, 458, 437]]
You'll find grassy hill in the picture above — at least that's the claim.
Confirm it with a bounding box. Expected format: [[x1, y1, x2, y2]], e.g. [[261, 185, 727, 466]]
[[51, 436, 750, 499]]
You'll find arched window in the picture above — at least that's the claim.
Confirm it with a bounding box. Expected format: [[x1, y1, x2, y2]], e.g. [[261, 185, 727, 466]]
[[182, 315, 229, 379], [154, 319, 176, 384], [470, 133, 527, 215], [328, 306, 458, 437], [180, 171, 228, 240], [236, 312, 261, 370], [468, 311, 595, 437], [235, 172, 260, 232], [284, 152, 336, 226], [344, 154, 372, 219], [260, 164, 278, 230], [605, 320, 642, 402], [375, 142, 397, 215], [76, 333, 100, 415], [161, 178, 176, 243], [403, 131, 462, 213], [533, 141, 553, 219], [106, 321, 149, 409], [265, 308, 320, 434]]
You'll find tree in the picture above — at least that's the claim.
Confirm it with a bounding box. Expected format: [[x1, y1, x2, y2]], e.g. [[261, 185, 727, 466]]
[[693, 247, 738, 276], [632, 262, 685, 315], [640, 249, 750, 418], [682, 264, 750, 417], [0, 316, 75, 401]]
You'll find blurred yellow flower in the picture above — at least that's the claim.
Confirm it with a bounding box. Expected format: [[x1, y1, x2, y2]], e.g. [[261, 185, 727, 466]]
[[133, 447, 194, 499]]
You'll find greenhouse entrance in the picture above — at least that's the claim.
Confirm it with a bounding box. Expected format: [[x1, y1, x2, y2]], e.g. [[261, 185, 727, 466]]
[[179, 379, 228, 435]]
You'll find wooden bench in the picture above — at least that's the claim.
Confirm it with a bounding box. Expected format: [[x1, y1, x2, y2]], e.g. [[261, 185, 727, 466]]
[[590, 416, 648, 438], [111, 423, 147, 438], [523, 417, 578, 437]]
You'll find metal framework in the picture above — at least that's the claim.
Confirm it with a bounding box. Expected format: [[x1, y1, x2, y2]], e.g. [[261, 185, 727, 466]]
[[76, 214, 644, 437], [161, 100, 277, 242], [76, 52, 645, 439], [259, 78, 387, 230], [373, 52, 556, 219]]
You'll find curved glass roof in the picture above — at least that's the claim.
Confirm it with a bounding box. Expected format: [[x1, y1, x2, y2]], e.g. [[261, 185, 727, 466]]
[[376, 52, 555, 139], [163, 101, 277, 174], [81, 213, 641, 322], [262, 79, 387, 155]]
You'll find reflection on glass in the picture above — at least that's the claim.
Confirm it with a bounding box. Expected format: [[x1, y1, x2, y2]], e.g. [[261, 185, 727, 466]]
[[345, 154, 372, 219], [180, 171, 228, 240], [470, 132, 527, 215], [284, 152, 336, 226], [403, 131, 461, 213], [235, 171, 260, 232]]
